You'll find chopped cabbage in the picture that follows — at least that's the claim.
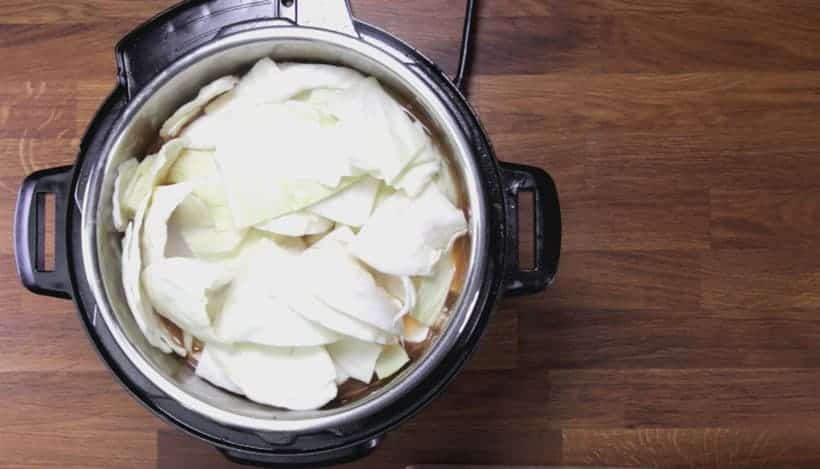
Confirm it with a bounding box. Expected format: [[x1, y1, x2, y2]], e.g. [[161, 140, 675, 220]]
[[327, 339, 382, 383], [141, 183, 193, 265], [121, 139, 187, 216], [255, 212, 333, 237], [112, 158, 138, 232], [375, 344, 410, 380], [309, 176, 380, 227], [350, 184, 467, 276], [141, 257, 232, 338], [160, 75, 238, 139], [195, 346, 242, 394], [208, 342, 337, 410], [121, 197, 185, 356]]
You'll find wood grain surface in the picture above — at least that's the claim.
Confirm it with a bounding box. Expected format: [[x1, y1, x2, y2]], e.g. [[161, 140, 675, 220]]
[[3, 1, 820, 468]]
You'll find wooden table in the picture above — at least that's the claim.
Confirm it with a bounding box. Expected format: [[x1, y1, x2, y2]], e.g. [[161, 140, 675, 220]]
[[2, 1, 820, 467]]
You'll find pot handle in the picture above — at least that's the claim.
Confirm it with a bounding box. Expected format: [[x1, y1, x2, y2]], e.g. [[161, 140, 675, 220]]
[[499, 162, 561, 296], [14, 166, 73, 299], [218, 436, 381, 467]]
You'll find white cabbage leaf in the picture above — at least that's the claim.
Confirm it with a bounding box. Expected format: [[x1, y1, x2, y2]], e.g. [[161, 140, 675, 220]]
[[112, 158, 138, 232], [208, 342, 337, 410], [121, 139, 187, 216], [255, 211, 333, 237], [214, 103, 357, 227], [184, 59, 362, 149], [327, 338, 382, 383], [178, 226, 248, 258], [141, 257, 232, 338], [302, 235, 402, 335], [326, 77, 429, 183], [287, 293, 396, 345], [195, 346, 242, 394], [402, 315, 430, 343], [373, 271, 416, 320], [212, 237, 340, 347], [350, 184, 467, 276], [436, 159, 460, 205], [121, 197, 185, 355], [160, 75, 238, 139], [412, 254, 456, 326], [309, 176, 380, 227], [335, 367, 350, 386], [375, 344, 410, 380], [169, 194, 214, 230], [209, 59, 363, 115], [167, 149, 229, 207], [141, 182, 193, 265]]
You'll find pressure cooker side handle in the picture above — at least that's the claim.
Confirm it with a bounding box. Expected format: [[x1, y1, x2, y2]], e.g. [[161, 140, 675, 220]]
[[218, 436, 381, 467], [14, 166, 74, 299], [499, 162, 561, 297]]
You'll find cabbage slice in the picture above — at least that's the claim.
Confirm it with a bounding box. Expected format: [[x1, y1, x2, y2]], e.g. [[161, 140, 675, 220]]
[[208, 59, 363, 114], [141, 183, 193, 265], [212, 237, 339, 347], [350, 184, 467, 276], [302, 237, 402, 335], [326, 77, 429, 183], [121, 198, 185, 356], [141, 257, 232, 339], [178, 226, 248, 258], [255, 212, 333, 237], [288, 293, 396, 344], [309, 176, 380, 227], [160, 75, 238, 139], [184, 59, 362, 149], [375, 344, 410, 380], [402, 316, 430, 343], [327, 339, 382, 384], [214, 104, 357, 227], [208, 342, 337, 410], [411, 254, 456, 326], [167, 149, 229, 207], [373, 271, 416, 320], [195, 346, 242, 394], [112, 158, 138, 232], [121, 139, 187, 217]]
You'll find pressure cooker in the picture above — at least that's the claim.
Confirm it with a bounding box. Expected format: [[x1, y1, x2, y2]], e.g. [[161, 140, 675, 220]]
[[14, 0, 561, 465]]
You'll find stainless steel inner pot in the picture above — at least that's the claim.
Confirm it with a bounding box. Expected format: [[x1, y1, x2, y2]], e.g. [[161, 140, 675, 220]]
[[81, 24, 488, 433]]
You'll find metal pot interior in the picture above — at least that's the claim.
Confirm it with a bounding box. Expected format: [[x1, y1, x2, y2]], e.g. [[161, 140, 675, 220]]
[[84, 27, 486, 432]]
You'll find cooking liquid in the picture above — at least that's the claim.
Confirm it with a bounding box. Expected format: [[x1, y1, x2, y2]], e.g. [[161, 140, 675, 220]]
[[150, 71, 470, 408]]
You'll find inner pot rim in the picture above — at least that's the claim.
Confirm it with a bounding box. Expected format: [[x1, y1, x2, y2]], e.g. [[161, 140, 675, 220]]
[[80, 25, 489, 433]]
